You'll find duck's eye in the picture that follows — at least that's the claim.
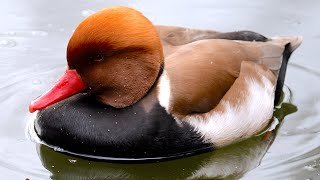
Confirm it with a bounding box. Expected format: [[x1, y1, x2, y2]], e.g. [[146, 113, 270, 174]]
[[88, 54, 104, 62]]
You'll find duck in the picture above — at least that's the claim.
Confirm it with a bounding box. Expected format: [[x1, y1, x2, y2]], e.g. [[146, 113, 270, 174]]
[[28, 6, 302, 161]]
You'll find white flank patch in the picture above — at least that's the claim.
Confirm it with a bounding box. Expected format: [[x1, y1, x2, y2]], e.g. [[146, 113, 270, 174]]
[[186, 76, 275, 147], [157, 70, 171, 112]]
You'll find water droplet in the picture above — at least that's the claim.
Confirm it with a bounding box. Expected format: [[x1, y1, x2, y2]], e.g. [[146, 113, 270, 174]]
[[53, 146, 64, 152], [107, 129, 110, 132], [0, 39, 16, 48], [210, 61, 213, 64], [68, 159, 77, 163], [115, 122, 118, 124], [81, 9, 95, 17], [51, 165, 55, 168], [134, 112, 137, 115]]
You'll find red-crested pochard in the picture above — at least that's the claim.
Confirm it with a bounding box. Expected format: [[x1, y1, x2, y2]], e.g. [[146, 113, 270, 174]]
[[28, 6, 302, 161]]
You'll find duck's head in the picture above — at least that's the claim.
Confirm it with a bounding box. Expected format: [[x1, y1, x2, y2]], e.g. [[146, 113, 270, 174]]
[[29, 6, 163, 112]]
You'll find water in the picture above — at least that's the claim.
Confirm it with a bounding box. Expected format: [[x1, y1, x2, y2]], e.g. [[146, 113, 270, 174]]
[[0, 0, 319, 179]]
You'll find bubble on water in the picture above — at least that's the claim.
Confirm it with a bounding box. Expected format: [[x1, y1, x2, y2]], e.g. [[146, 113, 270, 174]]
[[304, 164, 317, 171], [68, 159, 77, 163], [0, 39, 16, 48], [31, 30, 48, 37], [17, 138, 25, 142], [32, 80, 42, 85], [81, 9, 95, 17]]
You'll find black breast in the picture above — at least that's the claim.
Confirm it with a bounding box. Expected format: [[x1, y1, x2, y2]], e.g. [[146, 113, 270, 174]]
[[34, 93, 213, 161]]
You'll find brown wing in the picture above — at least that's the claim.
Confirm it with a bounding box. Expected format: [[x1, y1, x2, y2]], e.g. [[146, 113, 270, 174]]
[[155, 25, 221, 57], [185, 61, 277, 147], [155, 25, 270, 58], [163, 38, 297, 118], [155, 25, 221, 46]]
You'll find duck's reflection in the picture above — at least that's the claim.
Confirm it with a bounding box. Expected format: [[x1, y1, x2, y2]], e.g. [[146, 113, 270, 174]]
[[37, 102, 297, 180]]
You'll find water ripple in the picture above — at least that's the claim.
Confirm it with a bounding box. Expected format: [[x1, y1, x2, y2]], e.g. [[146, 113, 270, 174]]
[[289, 62, 320, 77], [0, 30, 48, 38]]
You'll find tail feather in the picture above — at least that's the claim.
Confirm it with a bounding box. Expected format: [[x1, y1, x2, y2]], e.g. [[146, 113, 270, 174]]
[[271, 36, 303, 52], [271, 36, 303, 105], [237, 35, 303, 105]]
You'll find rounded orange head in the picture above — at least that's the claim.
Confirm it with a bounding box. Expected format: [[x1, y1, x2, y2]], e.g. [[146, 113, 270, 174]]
[[29, 6, 164, 112]]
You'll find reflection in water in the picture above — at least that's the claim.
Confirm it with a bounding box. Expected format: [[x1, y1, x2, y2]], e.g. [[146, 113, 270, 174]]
[[36, 89, 297, 180]]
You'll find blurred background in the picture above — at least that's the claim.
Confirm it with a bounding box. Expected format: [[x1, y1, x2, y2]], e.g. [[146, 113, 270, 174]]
[[0, 0, 319, 179]]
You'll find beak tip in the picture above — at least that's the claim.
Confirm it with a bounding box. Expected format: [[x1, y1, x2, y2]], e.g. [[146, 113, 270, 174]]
[[29, 103, 36, 113], [27, 69, 87, 113]]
